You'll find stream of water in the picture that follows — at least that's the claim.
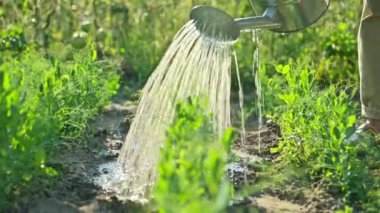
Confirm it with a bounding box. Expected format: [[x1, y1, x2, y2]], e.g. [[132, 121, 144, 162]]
[[233, 49, 248, 183], [95, 21, 236, 200], [95, 2, 265, 198], [252, 30, 263, 153]]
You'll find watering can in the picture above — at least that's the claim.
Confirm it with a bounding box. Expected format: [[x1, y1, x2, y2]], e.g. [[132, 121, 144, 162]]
[[190, 0, 331, 41]]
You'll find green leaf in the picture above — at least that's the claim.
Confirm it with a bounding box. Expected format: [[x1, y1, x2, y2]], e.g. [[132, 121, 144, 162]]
[[282, 64, 290, 75], [2, 71, 10, 91], [278, 93, 297, 105], [346, 115, 356, 127]]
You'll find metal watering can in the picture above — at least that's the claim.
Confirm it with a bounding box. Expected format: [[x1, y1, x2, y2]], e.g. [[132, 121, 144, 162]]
[[190, 0, 331, 41]]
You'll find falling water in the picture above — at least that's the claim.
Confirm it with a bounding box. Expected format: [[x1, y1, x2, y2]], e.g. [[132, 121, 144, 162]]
[[233, 50, 247, 183], [96, 21, 235, 200], [252, 30, 263, 152], [247, 0, 263, 152]]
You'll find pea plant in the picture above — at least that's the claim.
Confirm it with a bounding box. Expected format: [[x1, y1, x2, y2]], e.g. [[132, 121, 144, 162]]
[[0, 40, 119, 208], [154, 98, 235, 213], [266, 59, 379, 208]]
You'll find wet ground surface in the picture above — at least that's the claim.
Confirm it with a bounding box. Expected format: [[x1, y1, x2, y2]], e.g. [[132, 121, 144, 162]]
[[20, 101, 143, 213], [11, 89, 341, 212], [17, 119, 340, 213], [228, 123, 342, 212], [9, 80, 148, 213]]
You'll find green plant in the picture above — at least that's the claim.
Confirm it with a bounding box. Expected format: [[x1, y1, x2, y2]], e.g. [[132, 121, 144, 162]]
[[317, 22, 358, 83], [0, 59, 58, 207], [155, 97, 235, 213], [266, 59, 378, 209], [0, 28, 27, 52], [0, 43, 119, 209], [50, 48, 120, 140]]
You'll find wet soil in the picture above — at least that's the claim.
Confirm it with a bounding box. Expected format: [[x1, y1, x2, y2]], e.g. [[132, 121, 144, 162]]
[[229, 122, 343, 212], [25, 102, 141, 213], [12, 114, 342, 213], [10, 83, 148, 213], [11, 87, 342, 213]]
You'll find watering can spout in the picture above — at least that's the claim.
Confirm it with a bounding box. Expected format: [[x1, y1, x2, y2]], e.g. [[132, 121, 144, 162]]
[[235, 7, 281, 31]]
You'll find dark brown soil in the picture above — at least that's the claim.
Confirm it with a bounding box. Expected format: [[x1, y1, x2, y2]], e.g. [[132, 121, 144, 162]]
[[234, 122, 282, 158], [229, 122, 343, 213]]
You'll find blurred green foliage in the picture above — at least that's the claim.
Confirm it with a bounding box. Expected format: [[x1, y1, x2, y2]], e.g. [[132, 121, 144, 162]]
[[0, 52, 58, 207], [155, 98, 235, 212], [0, 0, 361, 86]]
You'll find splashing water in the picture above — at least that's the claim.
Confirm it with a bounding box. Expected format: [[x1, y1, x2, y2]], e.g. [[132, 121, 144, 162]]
[[98, 21, 235, 199]]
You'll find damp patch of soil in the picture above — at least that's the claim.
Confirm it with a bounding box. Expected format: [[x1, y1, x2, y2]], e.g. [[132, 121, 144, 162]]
[[229, 122, 343, 212], [12, 108, 343, 213], [10, 84, 343, 213], [12, 99, 149, 213], [17, 116, 341, 213]]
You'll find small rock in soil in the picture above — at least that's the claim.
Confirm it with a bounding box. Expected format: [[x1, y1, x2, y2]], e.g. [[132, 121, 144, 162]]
[[111, 141, 123, 150], [102, 168, 109, 174], [94, 128, 107, 137]]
